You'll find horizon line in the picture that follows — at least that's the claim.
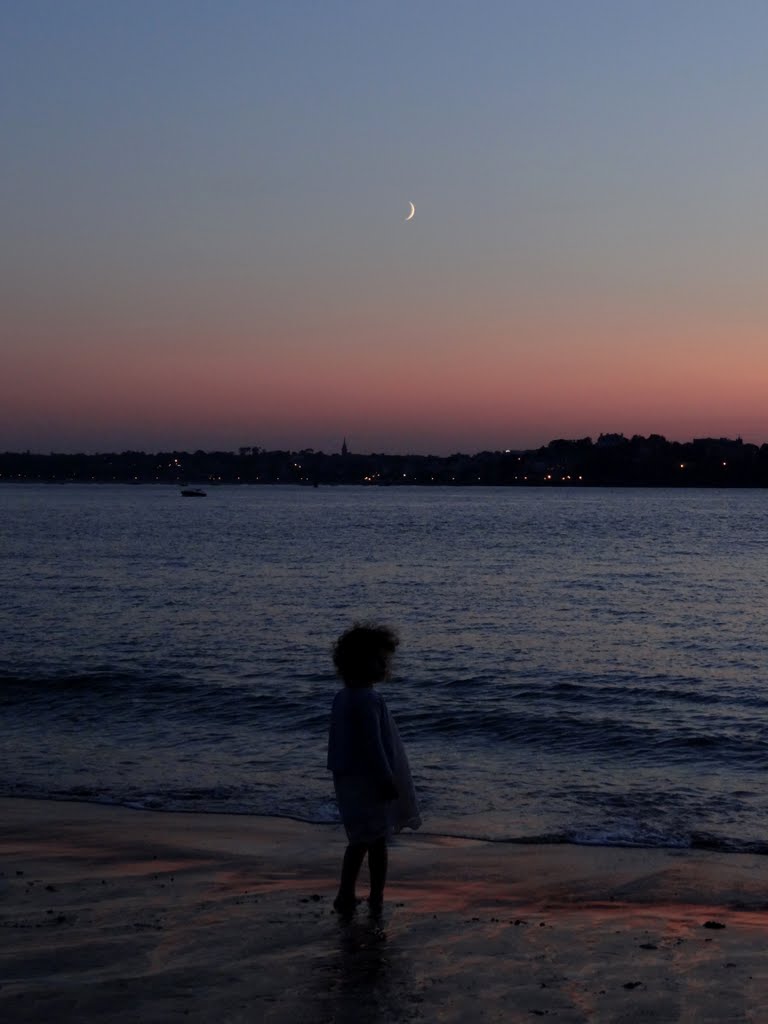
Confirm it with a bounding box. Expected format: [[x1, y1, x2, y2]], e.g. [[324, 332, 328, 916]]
[[3, 432, 762, 459]]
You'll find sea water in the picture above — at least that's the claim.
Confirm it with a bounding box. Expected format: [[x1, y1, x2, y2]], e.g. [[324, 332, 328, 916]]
[[1, 483, 767, 852]]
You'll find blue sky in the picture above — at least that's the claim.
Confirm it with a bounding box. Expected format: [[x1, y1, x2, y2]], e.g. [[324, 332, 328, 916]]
[[3, 1, 768, 452]]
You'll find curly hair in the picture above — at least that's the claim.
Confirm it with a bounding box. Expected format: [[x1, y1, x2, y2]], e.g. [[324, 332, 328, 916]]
[[332, 623, 399, 687]]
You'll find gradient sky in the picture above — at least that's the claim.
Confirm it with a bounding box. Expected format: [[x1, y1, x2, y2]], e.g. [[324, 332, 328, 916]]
[[3, 1, 768, 454]]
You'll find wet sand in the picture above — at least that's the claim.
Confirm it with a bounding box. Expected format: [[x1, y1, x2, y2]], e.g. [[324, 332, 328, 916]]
[[1, 797, 766, 1022]]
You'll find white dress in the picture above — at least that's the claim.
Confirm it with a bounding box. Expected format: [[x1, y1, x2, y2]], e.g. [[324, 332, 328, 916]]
[[327, 687, 421, 843]]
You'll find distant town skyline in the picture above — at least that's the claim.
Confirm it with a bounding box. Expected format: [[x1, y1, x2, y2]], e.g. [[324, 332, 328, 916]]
[[4, 434, 766, 488], [5, 429, 765, 459], [3, 3, 768, 455]]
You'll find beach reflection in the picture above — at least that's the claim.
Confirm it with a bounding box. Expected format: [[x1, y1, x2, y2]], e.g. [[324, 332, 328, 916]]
[[316, 916, 418, 1023]]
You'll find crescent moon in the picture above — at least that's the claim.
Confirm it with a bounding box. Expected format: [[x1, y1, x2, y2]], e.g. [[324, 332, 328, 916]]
[[405, 201, 415, 221]]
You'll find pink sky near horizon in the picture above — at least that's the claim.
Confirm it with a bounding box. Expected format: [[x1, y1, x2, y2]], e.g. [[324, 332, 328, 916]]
[[5, 298, 767, 454]]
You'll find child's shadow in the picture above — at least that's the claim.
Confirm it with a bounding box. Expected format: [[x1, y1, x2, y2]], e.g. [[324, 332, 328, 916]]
[[317, 916, 418, 1023]]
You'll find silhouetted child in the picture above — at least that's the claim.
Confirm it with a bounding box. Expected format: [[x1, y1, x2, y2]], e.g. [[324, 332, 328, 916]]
[[327, 623, 421, 917]]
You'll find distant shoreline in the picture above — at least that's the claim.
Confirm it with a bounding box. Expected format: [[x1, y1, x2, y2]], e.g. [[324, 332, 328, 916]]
[[2, 434, 767, 487], [2, 479, 768, 489]]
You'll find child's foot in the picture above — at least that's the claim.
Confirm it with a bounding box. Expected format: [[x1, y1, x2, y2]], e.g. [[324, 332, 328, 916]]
[[367, 896, 383, 918], [333, 895, 359, 917]]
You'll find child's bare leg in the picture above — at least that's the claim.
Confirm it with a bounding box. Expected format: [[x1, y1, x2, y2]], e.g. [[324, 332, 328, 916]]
[[367, 837, 388, 913], [335, 842, 368, 913]]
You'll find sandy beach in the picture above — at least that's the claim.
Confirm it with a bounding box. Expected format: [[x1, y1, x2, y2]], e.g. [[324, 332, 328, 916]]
[[1, 798, 766, 1023]]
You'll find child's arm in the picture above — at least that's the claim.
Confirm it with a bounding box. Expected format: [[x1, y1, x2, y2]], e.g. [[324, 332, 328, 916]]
[[356, 698, 398, 797]]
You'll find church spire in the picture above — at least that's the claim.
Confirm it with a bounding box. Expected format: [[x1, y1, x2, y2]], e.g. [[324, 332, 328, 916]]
[[341, 437, 348, 456]]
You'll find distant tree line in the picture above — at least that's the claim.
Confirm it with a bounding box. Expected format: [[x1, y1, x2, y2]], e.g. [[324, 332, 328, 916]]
[[1, 434, 767, 486]]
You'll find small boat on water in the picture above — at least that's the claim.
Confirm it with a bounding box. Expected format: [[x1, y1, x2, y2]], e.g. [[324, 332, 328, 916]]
[[180, 487, 206, 497]]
